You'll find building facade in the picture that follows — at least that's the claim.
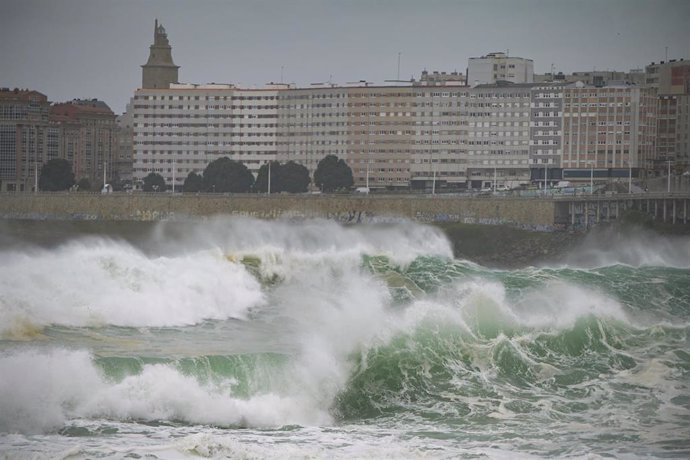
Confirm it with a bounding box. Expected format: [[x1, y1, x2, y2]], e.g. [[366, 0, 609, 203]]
[[131, 84, 282, 189], [0, 88, 51, 192], [467, 52, 534, 86], [49, 100, 116, 188], [646, 59, 690, 173], [529, 83, 565, 186], [561, 83, 657, 182]]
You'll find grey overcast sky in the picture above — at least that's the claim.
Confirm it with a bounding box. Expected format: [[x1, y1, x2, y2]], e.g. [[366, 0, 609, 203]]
[[1, 0, 689, 114]]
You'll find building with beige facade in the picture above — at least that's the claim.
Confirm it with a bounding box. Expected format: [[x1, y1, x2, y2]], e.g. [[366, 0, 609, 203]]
[[49, 100, 116, 188], [646, 59, 690, 173], [561, 83, 657, 182]]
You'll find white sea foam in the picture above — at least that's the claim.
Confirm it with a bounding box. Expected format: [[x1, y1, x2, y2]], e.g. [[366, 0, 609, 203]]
[[562, 227, 690, 268], [0, 240, 264, 331], [0, 348, 332, 434]]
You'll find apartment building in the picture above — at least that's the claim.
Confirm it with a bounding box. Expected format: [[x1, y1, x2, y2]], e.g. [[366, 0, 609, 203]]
[[561, 83, 657, 182], [646, 59, 690, 172], [0, 88, 51, 192], [461, 83, 532, 189], [131, 84, 283, 189], [535, 69, 645, 87], [530, 83, 566, 185], [49, 100, 116, 187], [467, 52, 534, 86]]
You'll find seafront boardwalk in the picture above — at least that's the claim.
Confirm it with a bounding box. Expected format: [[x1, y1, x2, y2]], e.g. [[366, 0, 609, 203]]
[[0, 192, 688, 231]]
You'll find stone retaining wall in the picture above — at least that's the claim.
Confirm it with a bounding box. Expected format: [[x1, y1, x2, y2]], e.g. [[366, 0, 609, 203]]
[[0, 193, 559, 230]]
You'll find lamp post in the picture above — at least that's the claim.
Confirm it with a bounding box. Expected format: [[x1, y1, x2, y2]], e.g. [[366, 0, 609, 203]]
[[628, 160, 632, 194], [432, 165, 436, 195], [267, 161, 271, 195], [668, 160, 672, 193], [588, 161, 594, 194]]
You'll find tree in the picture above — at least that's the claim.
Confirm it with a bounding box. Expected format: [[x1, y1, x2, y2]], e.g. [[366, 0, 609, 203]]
[[254, 161, 280, 193], [279, 161, 310, 193], [76, 178, 91, 191], [143, 172, 166, 192], [203, 157, 254, 193], [183, 171, 203, 193], [38, 159, 75, 191], [313, 155, 353, 192]]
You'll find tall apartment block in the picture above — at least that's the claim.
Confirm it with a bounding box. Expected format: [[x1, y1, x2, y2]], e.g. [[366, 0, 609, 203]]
[[467, 52, 534, 86], [131, 84, 282, 189], [530, 83, 566, 185], [0, 88, 51, 192], [647, 59, 690, 173], [560, 83, 657, 181]]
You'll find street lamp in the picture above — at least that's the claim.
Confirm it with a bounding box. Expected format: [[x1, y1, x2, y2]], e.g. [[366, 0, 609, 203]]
[[668, 160, 672, 193], [628, 160, 632, 194], [588, 161, 594, 194]]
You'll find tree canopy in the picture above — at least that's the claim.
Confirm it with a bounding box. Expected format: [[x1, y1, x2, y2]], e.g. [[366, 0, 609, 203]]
[[76, 177, 91, 192], [313, 155, 353, 192], [38, 159, 75, 191], [143, 172, 166, 192], [183, 171, 203, 193], [254, 161, 310, 193], [279, 161, 311, 193], [203, 157, 254, 193]]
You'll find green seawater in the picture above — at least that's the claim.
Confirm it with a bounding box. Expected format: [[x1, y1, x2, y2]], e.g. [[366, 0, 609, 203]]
[[1, 218, 689, 459]]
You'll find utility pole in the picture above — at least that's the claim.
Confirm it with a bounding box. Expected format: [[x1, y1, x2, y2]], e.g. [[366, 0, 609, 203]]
[[268, 161, 271, 195], [172, 158, 176, 193], [544, 162, 548, 192], [103, 161, 107, 189], [668, 160, 672, 193]]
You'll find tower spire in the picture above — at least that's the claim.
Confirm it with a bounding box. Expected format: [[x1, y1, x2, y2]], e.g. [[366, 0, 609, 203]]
[[141, 19, 179, 89]]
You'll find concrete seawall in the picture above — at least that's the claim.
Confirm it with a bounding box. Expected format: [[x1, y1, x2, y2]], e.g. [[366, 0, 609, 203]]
[[0, 193, 559, 230]]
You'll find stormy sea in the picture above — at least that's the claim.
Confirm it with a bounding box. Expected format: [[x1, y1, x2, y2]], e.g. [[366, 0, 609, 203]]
[[0, 218, 689, 459]]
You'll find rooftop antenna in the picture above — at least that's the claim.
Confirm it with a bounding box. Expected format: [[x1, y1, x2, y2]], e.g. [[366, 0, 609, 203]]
[[280, 66, 284, 84], [397, 52, 401, 80], [665, 46, 669, 62]]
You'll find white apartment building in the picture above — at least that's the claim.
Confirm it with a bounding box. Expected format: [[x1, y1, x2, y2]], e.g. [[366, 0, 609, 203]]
[[461, 84, 533, 189], [131, 83, 282, 189], [467, 52, 534, 86]]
